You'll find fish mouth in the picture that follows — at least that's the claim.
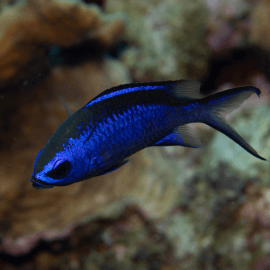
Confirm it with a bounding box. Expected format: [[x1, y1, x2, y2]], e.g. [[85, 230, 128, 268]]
[[30, 176, 53, 189]]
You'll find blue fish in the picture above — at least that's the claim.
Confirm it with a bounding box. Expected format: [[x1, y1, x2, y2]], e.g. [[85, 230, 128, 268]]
[[30, 80, 266, 189]]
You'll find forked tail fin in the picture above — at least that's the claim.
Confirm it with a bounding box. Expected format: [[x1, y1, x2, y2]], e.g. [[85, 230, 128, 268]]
[[201, 86, 266, 161]]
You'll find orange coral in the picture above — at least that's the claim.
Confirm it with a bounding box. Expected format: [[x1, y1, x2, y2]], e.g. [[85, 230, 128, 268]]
[[0, 0, 124, 90]]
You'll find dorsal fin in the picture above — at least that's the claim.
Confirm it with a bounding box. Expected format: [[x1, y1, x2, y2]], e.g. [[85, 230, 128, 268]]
[[59, 93, 72, 117], [171, 80, 204, 99], [85, 80, 204, 108]]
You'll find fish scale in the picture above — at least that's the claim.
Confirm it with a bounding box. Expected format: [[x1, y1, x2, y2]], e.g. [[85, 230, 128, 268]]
[[90, 103, 171, 169], [30, 80, 266, 189]]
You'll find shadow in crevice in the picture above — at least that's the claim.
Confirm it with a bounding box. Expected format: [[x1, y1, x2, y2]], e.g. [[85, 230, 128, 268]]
[[200, 46, 270, 94]]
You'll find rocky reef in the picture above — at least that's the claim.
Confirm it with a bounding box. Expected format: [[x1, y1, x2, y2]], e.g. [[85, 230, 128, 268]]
[[0, 0, 270, 269], [105, 0, 210, 82]]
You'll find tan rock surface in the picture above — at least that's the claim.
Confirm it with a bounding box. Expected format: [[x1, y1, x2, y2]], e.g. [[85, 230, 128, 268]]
[[0, 0, 124, 92]]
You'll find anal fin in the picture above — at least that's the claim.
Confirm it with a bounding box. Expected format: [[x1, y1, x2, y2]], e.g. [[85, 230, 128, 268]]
[[153, 125, 201, 148]]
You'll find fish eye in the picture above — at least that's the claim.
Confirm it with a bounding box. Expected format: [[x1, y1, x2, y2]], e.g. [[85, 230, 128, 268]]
[[46, 160, 71, 179]]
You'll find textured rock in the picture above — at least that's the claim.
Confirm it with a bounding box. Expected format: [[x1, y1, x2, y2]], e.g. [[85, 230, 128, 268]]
[[0, 1, 128, 253], [250, 0, 270, 50], [0, 59, 133, 252], [0, 51, 200, 256], [0, 56, 204, 256], [202, 104, 270, 176], [0, 0, 270, 269], [161, 98, 270, 268], [105, 0, 210, 82], [0, 0, 124, 93], [0, 0, 206, 258], [206, 0, 250, 19], [206, 0, 256, 54]]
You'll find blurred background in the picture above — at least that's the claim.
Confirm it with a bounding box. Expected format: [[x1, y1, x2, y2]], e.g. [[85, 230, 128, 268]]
[[0, 0, 270, 269]]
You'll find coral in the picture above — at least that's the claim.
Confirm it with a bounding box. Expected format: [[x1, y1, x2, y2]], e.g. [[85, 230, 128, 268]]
[[206, 0, 255, 53], [0, 0, 133, 256], [239, 183, 270, 229], [0, 56, 201, 255], [207, 182, 270, 270], [0, 0, 124, 93], [0, 0, 207, 258], [154, 95, 270, 267], [82, 206, 177, 270], [207, 19, 245, 53], [105, 0, 210, 82], [0, 59, 132, 250], [202, 0, 270, 92], [206, 0, 250, 19], [0, 0, 16, 11], [0, 0, 270, 268], [249, 0, 270, 73], [250, 0, 270, 50], [0, 206, 179, 269], [0, 1, 210, 252]]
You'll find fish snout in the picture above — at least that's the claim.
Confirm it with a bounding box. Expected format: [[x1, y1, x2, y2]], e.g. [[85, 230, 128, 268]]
[[30, 177, 53, 189]]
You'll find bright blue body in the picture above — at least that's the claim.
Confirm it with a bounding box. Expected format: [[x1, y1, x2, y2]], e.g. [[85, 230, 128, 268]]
[[31, 80, 265, 189]]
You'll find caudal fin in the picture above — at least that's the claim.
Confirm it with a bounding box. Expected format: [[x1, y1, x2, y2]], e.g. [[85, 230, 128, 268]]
[[201, 86, 266, 161]]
